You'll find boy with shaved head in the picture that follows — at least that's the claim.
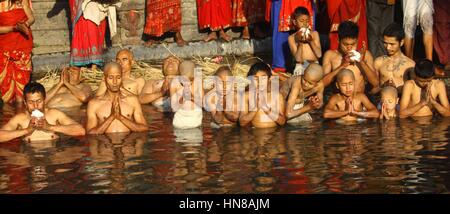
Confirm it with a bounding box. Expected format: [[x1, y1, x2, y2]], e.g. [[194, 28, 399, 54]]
[[324, 69, 379, 122], [285, 63, 324, 123]]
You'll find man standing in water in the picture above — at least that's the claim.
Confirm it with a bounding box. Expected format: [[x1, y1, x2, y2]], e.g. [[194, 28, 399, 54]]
[[239, 62, 286, 128], [139, 55, 181, 107], [0, 82, 85, 143], [399, 59, 450, 118], [45, 67, 92, 109], [373, 23, 415, 94], [96, 49, 146, 97], [87, 63, 148, 134]]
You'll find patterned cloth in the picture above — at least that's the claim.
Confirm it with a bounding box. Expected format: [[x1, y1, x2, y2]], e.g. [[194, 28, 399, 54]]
[[69, 0, 106, 67], [144, 0, 182, 37], [0, 7, 33, 103]]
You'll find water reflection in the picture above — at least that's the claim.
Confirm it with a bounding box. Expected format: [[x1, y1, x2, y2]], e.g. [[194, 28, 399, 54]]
[[0, 106, 449, 194]]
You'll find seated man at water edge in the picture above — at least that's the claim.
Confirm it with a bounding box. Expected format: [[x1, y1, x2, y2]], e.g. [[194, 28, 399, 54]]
[[239, 62, 286, 128], [96, 49, 146, 97], [399, 59, 450, 118], [140, 55, 181, 108], [87, 63, 148, 134], [322, 21, 378, 93], [323, 69, 379, 123], [204, 66, 240, 128], [0, 82, 85, 143], [285, 63, 324, 123], [45, 67, 92, 109], [288, 6, 322, 76], [379, 86, 400, 120], [373, 23, 415, 94], [170, 60, 204, 129]]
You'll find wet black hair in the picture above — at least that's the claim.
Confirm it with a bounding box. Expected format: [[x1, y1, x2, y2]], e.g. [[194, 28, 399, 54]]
[[383, 23, 405, 42], [247, 62, 272, 77], [23, 82, 46, 99], [293, 6, 310, 19], [414, 59, 435, 79], [338, 21, 359, 40]]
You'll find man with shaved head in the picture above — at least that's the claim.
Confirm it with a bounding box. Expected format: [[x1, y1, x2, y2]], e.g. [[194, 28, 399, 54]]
[[140, 55, 181, 107], [285, 63, 324, 123], [170, 60, 204, 129], [323, 69, 379, 122], [96, 49, 146, 97], [87, 62, 148, 134]]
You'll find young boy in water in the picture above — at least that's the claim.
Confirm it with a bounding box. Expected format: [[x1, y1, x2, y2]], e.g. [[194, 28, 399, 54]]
[[323, 69, 379, 122], [288, 7, 322, 76], [379, 86, 399, 120]]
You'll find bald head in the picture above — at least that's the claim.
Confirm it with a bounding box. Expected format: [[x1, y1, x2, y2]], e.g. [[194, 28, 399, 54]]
[[179, 60, 196, 79], [116, 49, 134, 74], [336, 69, 355, 82], [304, 63, 324, 82], [381, 86, 398, 99], [104, 62, 122, 76], [104, 62, 123, 92], [116, 49, 134, 59]]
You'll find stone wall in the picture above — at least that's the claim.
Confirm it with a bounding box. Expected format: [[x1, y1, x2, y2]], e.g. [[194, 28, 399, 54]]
[[30, 0, 271, 72]]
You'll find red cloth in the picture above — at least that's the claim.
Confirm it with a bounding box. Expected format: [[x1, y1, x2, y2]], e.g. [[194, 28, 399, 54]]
[[69, 0, 106, 66], [196, 0, 232, 31], [327, 0, 367, 50], [144, 0, 182, 37], [265, 0, 313, 32], [232, 0, 266, 27], [433, 0, 450, 64], [0, 8, 33, 103]]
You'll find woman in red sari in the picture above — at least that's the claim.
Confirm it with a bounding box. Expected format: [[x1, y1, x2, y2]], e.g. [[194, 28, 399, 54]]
[[0, 0, 34, 106], [69, 0, 106, 69], [197, 0, 233, 42]]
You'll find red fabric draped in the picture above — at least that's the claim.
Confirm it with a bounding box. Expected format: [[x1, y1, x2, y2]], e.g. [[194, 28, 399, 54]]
[[327, 0, 367, 50], [144, 0, 182, 37], [196, 0, 232, 31], [0, 8, 33, 103], [69, 0, 106, 67], [265, 0, 313, 32], [232, 0, 266, 27]]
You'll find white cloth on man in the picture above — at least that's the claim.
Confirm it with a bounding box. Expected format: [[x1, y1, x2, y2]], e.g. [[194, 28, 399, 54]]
[[173, 101, 203, 129]]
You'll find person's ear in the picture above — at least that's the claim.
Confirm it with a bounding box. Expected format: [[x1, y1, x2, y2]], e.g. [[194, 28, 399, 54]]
[[400, 39, 404, 47], [335, 82, 339, 89], [396, 97, 399, 104]]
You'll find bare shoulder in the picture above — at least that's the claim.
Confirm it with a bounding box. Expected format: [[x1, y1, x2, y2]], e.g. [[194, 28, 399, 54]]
[[374, 55, 386, 66], [433, 79, 446, 89]]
